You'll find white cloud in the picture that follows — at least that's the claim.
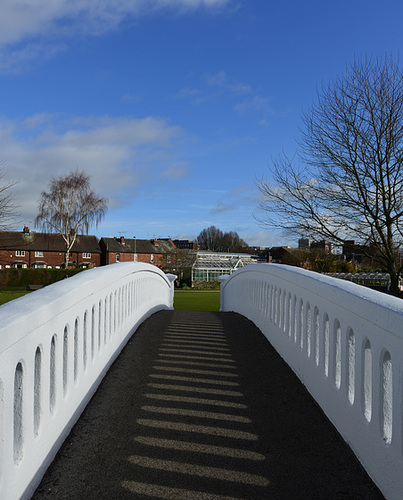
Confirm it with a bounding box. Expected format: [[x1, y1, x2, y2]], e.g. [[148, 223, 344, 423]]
[[0, 40, 67, 73], [206, 70, 228, 87], [206, 71, 252, 95], [0, 114, 187, 227], [172, 231, 197, 240], [121, 94, 142, 105], [175, 87, 203, 99], [210, 200, 236, 214], [0, 0, 233, 72], [177, 71, 272, 121], [0, 0, 232, 48], [160, 167, 189, 180], [245, 230, 292, 248], [235, 95, 274, 115]]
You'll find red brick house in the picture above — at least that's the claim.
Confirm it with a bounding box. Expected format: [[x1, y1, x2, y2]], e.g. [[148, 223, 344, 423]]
[[0, 227, 101, 269], [99, 236, 176, 269]]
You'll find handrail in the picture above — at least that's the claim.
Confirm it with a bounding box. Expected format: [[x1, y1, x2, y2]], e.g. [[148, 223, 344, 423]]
[[220, 263, 403, 500], [0, 262, 176, 500]]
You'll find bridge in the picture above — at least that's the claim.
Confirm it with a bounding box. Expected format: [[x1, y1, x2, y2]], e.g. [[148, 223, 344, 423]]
[[0, 262, 401, 499]]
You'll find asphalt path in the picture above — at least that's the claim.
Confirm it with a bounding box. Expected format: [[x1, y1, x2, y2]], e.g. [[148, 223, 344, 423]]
[[32, 310, 383, 499]]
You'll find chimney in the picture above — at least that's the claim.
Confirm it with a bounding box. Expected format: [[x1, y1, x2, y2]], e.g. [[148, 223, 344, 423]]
[[23, 226, 29, 233], [154, 238, 159, 247], [120, 236, 125, 245]]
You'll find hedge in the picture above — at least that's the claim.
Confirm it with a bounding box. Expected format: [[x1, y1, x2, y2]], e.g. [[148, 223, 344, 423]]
[[0, 268, 84, 289]]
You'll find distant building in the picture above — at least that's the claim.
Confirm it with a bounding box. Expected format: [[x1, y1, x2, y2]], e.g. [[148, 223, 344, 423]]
[[99, 236, 176, 269], [0, 227, 101, 269], [172, 239, 199, 250], [249, 246, 271, 262], [311, 240, 333, 253], [268, 246, 298, 264], [298, 238, 312, 250], [298, 238, 333, 253], [342, 240, 369, 264]]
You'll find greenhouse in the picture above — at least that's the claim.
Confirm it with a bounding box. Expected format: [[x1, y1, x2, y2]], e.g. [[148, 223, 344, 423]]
[[165, 251, 258, 287], [191, 252, 256, 282]]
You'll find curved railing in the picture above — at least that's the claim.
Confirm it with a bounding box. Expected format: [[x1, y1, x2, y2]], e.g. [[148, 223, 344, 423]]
[[220, 263, 403, 500], [0, 262, 176, 500]]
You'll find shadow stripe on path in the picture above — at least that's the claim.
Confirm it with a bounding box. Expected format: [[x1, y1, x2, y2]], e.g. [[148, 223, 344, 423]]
[[33, 310, 383, 500]]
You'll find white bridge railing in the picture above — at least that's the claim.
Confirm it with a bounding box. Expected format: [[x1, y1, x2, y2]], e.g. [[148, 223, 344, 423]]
[[220, 263, 403, 500], [0, 262, 176, 500]]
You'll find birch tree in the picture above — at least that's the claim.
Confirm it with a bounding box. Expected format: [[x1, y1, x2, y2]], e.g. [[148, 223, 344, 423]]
[[36, 170, 108, 268]]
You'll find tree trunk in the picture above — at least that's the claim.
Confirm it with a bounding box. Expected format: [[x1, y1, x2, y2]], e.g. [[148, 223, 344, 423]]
[[64, 247, 70, 268], [388, 264, 400, 296]]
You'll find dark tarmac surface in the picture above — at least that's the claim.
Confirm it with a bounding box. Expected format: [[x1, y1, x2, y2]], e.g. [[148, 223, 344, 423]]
[[32, 310, 384, 499]]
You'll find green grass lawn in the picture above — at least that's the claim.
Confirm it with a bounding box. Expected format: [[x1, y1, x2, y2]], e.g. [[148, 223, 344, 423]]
[[0, 289, 221, 311], [174, 290, 220, 311], [0, 290, 30, 306]]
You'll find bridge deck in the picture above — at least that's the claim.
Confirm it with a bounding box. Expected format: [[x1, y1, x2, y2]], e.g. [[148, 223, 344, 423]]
[[32, 310, 383, 499]]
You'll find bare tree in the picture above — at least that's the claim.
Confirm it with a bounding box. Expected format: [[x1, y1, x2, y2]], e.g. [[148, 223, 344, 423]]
[[257, 55, 403, 295], [197, 226, 248, 252], [197, 226, 224, 251], [0, 160, 18, 230], [36, 170, 108, 268], [222, 230, 249, 253]]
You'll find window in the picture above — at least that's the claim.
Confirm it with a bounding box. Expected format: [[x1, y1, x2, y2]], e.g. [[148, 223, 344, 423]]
[[116, 253, 120, 262], [83, 253, 91, 259], [16, 250, 25, 257], [150, 254, 154, 263], [33, 262, 46, 269], [133, 253, 138, 262], [167, 255, 171, 264], [35, 251, 44, 257]]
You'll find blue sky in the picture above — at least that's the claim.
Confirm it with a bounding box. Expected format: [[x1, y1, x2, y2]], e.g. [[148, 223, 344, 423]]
[[0, 0, 402, 247]]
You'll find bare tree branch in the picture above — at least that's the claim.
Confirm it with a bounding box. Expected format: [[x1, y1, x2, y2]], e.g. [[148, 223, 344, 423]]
[[0, 159, 18, 230], [257, 55, 403, 295]]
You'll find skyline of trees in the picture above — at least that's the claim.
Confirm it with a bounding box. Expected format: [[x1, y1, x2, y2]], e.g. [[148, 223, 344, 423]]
[[196, 225, 249, 253]]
